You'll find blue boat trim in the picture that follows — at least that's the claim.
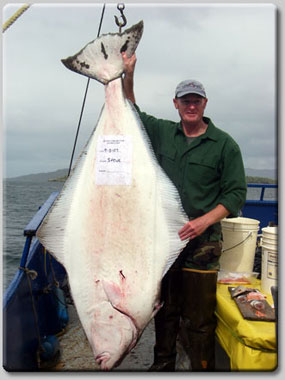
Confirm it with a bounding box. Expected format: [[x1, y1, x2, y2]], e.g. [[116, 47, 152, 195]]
[[246, 183, 277, 202], [24, 191, 59, 237], [242, 184, 278, 232]]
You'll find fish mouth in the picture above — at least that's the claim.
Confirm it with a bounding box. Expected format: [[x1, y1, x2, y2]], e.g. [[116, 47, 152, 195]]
[[95, 351, 111, 370], [91, 307, 139, 370]]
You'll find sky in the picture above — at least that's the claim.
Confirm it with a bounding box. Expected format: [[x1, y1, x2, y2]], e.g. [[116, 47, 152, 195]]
[[0, 3, 284, 380], [2, 2, 278, 178]]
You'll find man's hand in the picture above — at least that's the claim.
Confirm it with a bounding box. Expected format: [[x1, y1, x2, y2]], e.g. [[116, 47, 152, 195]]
[[179, 216, 209, 241], [178, 204, 230, 241], [121, 52, 136, 103], [122, 52, 137, 75]]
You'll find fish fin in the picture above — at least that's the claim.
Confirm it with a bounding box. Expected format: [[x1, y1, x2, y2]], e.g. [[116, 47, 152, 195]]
[[102, 280, 123, 309], [102, 279, 136, 324], [150, 301, 164, 319], [36, 110, 102, 265], [129, 102, 189, 277], [157, 167, 190, 277], [61, 21, 143, 84]]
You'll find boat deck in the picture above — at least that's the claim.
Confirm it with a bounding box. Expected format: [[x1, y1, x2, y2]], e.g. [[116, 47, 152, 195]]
[[55, 304, 155, 371], [54, 303, 230, 372]]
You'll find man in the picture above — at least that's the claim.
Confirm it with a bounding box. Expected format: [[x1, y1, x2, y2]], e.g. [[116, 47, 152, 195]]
[[122, 52, 247, 371]]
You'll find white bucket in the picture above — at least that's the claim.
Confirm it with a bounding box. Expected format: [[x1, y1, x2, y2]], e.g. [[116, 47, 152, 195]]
[[261, 226, 278, 294], [220, 217, 260, 272]]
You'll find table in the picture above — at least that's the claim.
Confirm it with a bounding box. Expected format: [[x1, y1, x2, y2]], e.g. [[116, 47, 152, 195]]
[[215, 281, 277, 371]]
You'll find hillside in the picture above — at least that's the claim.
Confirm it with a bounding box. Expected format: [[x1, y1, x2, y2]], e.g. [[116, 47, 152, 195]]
[[6, 169, 69, 182], [5, 167, 277, 183], [245, 168, 276, 180]]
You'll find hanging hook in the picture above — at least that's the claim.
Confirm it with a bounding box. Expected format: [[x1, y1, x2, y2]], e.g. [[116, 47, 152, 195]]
[[114, 3, 127, 33]]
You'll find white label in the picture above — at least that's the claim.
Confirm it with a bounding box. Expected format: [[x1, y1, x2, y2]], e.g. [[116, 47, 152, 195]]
[[95, 135, 133, 185], [267, 251, 278, 280]]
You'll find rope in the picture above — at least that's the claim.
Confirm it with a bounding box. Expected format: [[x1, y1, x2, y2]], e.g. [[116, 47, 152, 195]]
[[19, 266, 38, 280], [67, 3, 106, 176], [19, 266, 42, 366], [48, 252, 60, 287], [19, 262, 66, 362], [2, 4, 31, 33]]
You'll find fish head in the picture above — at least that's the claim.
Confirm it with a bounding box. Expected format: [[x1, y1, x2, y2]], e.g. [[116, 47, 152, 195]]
[[89, 308, 138, 370]]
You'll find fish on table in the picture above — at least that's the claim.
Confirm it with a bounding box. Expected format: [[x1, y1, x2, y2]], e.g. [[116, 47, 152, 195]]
[[37, 21, 189, 370]]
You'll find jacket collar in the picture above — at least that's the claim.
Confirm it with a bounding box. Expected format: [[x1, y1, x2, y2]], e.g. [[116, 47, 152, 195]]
[[177, 116, 219, 142]]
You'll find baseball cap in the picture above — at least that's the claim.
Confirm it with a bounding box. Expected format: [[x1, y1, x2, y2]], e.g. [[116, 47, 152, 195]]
[[175, 80, 206, 98]]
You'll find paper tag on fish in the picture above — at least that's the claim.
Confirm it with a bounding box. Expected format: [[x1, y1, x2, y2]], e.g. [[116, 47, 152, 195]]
[[95, 135, 133, 185]]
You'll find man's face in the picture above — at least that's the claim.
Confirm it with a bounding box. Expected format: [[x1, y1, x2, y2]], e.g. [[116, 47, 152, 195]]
[[173, 94, 208, 125]]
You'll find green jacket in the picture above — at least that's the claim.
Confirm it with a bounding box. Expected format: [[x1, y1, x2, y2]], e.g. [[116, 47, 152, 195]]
[[134, 104, 247, 244]]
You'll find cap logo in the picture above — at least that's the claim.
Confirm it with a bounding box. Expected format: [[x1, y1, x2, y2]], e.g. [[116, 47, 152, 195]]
[[183, 82, 203, 90]]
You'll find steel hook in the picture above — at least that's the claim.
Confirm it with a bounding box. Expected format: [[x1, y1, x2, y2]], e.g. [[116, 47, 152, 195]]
[[114, 3, 127, 33]]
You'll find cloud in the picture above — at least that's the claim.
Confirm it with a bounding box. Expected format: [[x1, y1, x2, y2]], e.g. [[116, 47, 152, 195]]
[[2, 3, 276, 177]]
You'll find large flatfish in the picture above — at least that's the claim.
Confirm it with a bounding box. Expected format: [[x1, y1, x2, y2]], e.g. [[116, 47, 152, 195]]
[[37, 21, 189, 370]]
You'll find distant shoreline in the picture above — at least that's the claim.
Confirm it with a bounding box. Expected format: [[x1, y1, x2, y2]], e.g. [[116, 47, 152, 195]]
[[47, 176, 277, 184], [245, 176, 276, 184], [4, 167, 277, 184]]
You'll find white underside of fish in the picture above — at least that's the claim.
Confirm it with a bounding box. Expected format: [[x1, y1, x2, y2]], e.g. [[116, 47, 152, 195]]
[[37, 21, 189, 370]]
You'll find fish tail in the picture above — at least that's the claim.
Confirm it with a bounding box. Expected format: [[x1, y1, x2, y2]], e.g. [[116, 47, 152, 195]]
[[61, 21, 144, 84]]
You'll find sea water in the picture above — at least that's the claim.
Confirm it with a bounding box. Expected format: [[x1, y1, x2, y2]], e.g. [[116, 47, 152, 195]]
[[2, 179, 64, 291]]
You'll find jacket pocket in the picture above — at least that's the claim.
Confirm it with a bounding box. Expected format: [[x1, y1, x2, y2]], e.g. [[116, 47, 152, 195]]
[[187, 154, 217, 169], [187, 154, 219, 185]]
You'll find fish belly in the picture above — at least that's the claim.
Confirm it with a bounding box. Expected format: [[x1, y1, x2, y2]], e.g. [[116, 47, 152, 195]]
[[37, 79, 188, 368], [68, 81, 170, 326]]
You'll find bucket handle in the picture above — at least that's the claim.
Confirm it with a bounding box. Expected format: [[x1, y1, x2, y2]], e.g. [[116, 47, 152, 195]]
[[222, 231, 254, 253]]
